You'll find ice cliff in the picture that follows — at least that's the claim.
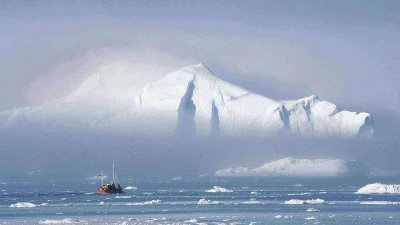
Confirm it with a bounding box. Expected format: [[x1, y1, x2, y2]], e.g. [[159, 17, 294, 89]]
[[0, 63, 374, 138]]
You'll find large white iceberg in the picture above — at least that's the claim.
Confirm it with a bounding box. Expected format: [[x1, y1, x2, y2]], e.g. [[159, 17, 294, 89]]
[[357, 183, 400, 194], [0, 63, 373, 139], [216, 157, 351, 177]]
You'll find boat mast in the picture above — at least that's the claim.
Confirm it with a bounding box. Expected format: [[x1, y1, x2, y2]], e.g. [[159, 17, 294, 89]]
[[98, 171, 105, 186], [112, 161, 115, 183]]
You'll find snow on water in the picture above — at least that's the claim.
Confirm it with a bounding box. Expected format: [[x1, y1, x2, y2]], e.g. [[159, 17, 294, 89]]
[[9, 202, 37, 208], [205, 186, 233, 193], [357, 183, 400, 194], [38, 218, 86, 224], [0, 63, 373, 139], [284, 199, 325, 205], [197, 198, 221, 205], [124, 186, 137, 190], [216, 157, 349, 177]]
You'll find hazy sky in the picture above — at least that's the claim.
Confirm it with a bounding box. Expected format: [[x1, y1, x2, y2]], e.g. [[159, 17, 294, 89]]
[[1, 0, 400, 127]]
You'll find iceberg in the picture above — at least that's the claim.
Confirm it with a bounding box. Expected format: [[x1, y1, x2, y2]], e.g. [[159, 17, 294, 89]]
[[216, 157, 350, 177], [0, 63, 373, 139], [357, 183, 400, 194]]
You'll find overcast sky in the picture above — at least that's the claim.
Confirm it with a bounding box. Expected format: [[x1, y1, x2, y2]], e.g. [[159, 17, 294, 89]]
[[1, 0, 399, 119]]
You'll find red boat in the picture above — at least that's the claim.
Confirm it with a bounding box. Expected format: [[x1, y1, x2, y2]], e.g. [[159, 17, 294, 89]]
[[96, 162, 123, 194]]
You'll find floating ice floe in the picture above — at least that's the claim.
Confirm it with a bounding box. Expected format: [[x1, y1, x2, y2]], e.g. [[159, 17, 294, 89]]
[[357, 183, 400, 194], [197, 198, 221, 205], [126, 199, 162, 206], [284, 198, 324, 204], [360, 201, 399, 205], [184, 218, 198, 223], [205, 186, 233, 193], [242, 200, 261, 204], [124, 186, 137, 190], [306, 208, 320, 212], [38, 218, 86, 224], [9, 202, 37, 208], [305, 216, 317, 220]]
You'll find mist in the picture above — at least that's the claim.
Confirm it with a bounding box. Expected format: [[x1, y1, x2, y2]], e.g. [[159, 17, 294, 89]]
[[1, 1, 400, 181]]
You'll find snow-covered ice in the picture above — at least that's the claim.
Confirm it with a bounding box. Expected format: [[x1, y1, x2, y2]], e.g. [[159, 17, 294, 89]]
[[357, 183, 400, 194]]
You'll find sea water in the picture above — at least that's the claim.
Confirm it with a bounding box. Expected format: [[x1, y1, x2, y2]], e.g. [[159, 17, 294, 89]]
[[1, 177, 400, 224]]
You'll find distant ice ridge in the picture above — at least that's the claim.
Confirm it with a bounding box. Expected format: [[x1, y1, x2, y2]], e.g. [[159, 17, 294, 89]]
[[9, 202, 37, 208], [0, 63, 373, 139], [216, 157, 352, 177], [357, 183, 400, 194]]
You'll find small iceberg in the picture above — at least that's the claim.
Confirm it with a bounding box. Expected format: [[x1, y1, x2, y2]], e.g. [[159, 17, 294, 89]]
[[205, 186, 233, 193], [9, 202, 37, 208], [284, 198, 324, 205], [357, 183, 400, 194], [197, 198, 221, 205]]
